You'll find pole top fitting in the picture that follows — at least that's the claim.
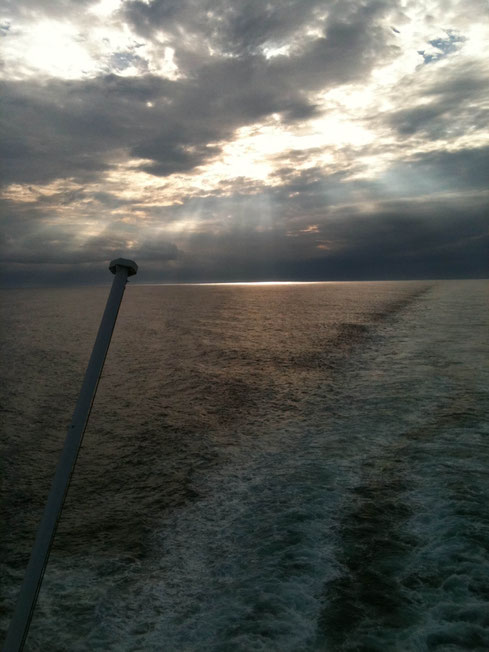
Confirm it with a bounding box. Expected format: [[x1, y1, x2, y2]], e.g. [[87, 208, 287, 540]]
[[109, 258, 138, 276]]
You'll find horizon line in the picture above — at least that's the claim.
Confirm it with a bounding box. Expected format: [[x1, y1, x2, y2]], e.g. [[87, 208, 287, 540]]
[[1, 277, 488, 290]]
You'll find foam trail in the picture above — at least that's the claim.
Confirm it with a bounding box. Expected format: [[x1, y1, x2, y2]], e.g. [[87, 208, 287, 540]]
[[106, 281, 487, 652]]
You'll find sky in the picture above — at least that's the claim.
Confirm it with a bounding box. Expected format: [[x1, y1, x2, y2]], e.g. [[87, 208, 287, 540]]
[[1, 0, 488, 286]]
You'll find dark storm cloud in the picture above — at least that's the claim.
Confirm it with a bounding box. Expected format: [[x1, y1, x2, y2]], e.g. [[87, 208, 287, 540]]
[[2, 137, 487, 284], [1, 0, 399, 186], [124, 0, 396, 64], [268, 144, 489, 220], [82, 227, 180, 263], [0, 208, 181, 266], [125, 152, 489, 281], [0, 67, 296, 185], [125, 0, 399, 91], [312, 196, 489, 280], [0, 74, 203, 185], [271, 165, 354, 211], [0, 76, 133, 185], [386, 61, 488, 138], [1, 178, 487, 286], [123, 0, 323, 54], [0, 188, 180, 274], [281, 0, 398, 89], [172, 192, 489, 282], [390, 146, 489, 193], [321, 197, 488, 260], [1, 0, 488, 285]]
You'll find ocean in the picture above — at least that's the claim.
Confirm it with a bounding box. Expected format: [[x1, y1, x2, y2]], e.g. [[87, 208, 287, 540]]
[[1, 280, 488, 651]]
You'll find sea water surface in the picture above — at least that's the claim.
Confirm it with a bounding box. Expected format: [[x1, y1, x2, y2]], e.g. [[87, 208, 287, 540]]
[[1, 280, 488, 651]]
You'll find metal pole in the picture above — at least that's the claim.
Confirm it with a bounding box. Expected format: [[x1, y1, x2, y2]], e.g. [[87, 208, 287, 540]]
[[3, 258, 138, 652]]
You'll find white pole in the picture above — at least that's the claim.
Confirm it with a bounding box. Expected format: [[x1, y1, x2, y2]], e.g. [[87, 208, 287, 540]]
[[3, 258, 138, 652]]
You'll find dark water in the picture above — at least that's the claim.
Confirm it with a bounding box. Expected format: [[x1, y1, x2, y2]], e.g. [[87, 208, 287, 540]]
[[1, 280, 488, 651]]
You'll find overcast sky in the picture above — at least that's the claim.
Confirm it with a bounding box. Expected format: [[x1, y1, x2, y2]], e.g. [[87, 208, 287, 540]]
[[1, 0, 488, 285]]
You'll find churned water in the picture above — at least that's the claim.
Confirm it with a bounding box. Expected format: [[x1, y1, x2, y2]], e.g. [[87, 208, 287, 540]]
[[1, 280, 488, 651]]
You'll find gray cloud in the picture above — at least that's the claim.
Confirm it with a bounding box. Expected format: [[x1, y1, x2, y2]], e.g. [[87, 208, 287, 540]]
[[395, 146, 489, 192], [171, 192, 489, 282], [0, 208, 181, 267], [1, 179, 487, 285], [1, 0, 488, 285], [386, 60, 488, 138], [123, 0, 323, 56], [1, 0, 97, 19], [1, 0, 400, 186], [0, 75, 176, 185]]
